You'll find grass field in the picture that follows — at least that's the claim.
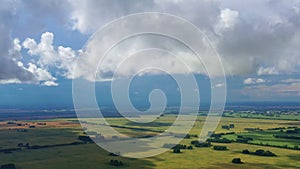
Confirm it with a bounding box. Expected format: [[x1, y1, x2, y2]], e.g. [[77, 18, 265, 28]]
[[0, 116, 299, 169]]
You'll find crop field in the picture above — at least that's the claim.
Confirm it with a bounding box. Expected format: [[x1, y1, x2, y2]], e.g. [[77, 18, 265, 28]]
[[0, 115, 299, 169]]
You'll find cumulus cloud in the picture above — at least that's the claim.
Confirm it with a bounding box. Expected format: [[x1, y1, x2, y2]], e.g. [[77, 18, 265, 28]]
[[68, 0, 155, 34], [23, 32, 79, 81], [68, 0, 300, 79], [1, 0, 300, 85], [42, 80, 59, 86], [0, 1, 37, 84], [215, 8, 239, 34], [257, 67, 279, 75], [23, 32, 59, 66], [244, 78, 266, 85], [0, 1, 71, 85]]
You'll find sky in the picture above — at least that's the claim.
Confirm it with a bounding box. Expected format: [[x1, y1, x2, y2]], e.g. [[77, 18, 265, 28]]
[[0, 0, 300, 108]]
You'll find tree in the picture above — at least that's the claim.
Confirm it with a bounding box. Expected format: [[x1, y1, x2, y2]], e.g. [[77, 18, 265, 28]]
[[242, 149, 250, 154], [173, 147, 181, 153], [232, 158, 243, 164]]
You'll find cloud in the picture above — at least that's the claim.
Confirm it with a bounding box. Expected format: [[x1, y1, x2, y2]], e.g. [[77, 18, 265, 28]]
[[23, 32, 59, 66], [0, 1, 69, 85], [42, 80, 59, 86], [257, 67, 279, 75], [0, 1, 37, 84], [281, 78, 300, 83], [243, 83, 300, 98], [215, 8, 239, 34], [23, 32, 78, 80], [68, 0, 155, 34], [215, 83, 225, 88], [1, 0, 300, 85], [68, 0, 300, 79], [244, 78, 266, 85], [25, 62, 56, 82]]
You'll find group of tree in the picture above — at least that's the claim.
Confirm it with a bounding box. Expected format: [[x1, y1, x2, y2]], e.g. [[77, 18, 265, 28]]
[[163, 143, 193, 153], [213, 146, 227, 151], [173, 147, 181, 153], [236, 135, 253, 143], [242, 149, 276, 157], [190, 141, 211, 148], [221, 124, 235, 130], [208, 138, 232, 143], [210, 132, 235, 138], [273, 134, 300, 140], [247, 141, 299, 150], [0, 164, 17, 169], [17, 143, 29, 147]]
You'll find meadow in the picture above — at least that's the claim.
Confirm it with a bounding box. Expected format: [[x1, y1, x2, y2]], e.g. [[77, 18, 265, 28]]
[[0, 115, 299, 169]]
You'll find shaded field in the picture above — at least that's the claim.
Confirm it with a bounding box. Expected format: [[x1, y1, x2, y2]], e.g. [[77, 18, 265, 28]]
[[0, 116, 299, 169]]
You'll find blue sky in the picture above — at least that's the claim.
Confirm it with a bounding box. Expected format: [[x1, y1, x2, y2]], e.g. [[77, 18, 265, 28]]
[[0, 0, 300, 108]]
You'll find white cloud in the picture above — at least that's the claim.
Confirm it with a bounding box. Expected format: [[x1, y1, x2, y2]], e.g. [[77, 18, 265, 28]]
[[23, 32, 59, 66], [26, 62, 56, 82], [1, 0, 300, 85], [57, 46, 77, 79], [42, 80, 59, 86], [244, 78, 266, 85], [68, 0, 300, 78], [22, 38, 38, 55], [68, 0, 155, 34], [0, 1, 36, 84], [257, 67, 279, 75], [13, 38, 21, 52], [215, 8, 239, 34], [215, 83, 224, 88], [22, 32, 79, 84]]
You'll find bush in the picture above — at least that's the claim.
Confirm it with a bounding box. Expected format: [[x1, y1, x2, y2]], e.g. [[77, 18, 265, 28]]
[[232, 158, 243, 164], [173, 148, 181, 153], [208, 138, 232, 143], [213, 146, 227, 151], [78, 135, 93, 143], [242, 149, 250, 154], [254, 149, 276, 156]]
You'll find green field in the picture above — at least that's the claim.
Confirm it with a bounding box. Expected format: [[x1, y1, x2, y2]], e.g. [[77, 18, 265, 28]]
[[0, 115, 299, 169]]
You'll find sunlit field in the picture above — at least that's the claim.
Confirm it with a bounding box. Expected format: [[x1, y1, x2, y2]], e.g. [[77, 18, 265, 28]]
[[0, 114, 299, 169]]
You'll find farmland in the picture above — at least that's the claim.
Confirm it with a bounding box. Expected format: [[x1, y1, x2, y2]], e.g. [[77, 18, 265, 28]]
[[0, 114, 299, 169]]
